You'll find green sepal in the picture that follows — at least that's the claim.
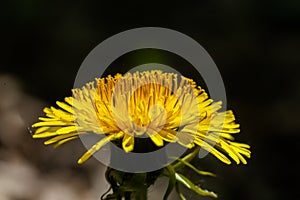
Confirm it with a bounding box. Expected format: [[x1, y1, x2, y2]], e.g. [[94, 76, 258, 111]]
[[174, 158, 216, 177], [175, 173, 218, 198], [173, 147, 200, 171]]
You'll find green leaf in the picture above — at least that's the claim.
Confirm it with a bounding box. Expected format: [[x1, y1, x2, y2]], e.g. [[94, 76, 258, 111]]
[[174, 158, 216, 177], [163, 165, 176, 200], [175, 173, 218, 198]]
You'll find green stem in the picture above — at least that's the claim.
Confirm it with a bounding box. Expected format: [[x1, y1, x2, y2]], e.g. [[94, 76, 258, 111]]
[[131, 186, 147, 200]]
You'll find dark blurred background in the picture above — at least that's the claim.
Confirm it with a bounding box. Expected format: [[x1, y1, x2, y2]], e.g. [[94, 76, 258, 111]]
[[1, 1, 300, 200]]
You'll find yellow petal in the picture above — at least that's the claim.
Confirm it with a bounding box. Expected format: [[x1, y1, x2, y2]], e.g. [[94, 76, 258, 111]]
[[122, 133, 134, 152], [56, 126, 80, 134], [43, 107, 53, 114], [56, 101, 74, 114], [34, 126, 50, 134], [195, 138, 231, 164], [147, 129, 164, 147], [38, 117, 58, 122], [78, 132, 123, 164], [64, 97, 73, 105], [51, 106, 74, 121], [230, 142, 251, 149], [176, 132, 195, 148], [33, 131, 60, 138], [32, 121, 75, 127], [157, 129, 177, 142], [54, 136, 78, 148], [219, 141, 240, 164], [44, 132, 79, 145], [218, 133, 235, 140]]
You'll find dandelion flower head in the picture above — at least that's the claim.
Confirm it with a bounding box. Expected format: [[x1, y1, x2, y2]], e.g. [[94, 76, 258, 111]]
[[32, 70, 250, 164]]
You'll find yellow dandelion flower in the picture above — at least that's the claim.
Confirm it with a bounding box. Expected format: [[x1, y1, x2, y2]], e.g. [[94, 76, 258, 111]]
[[32, 70, 250, 165]]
